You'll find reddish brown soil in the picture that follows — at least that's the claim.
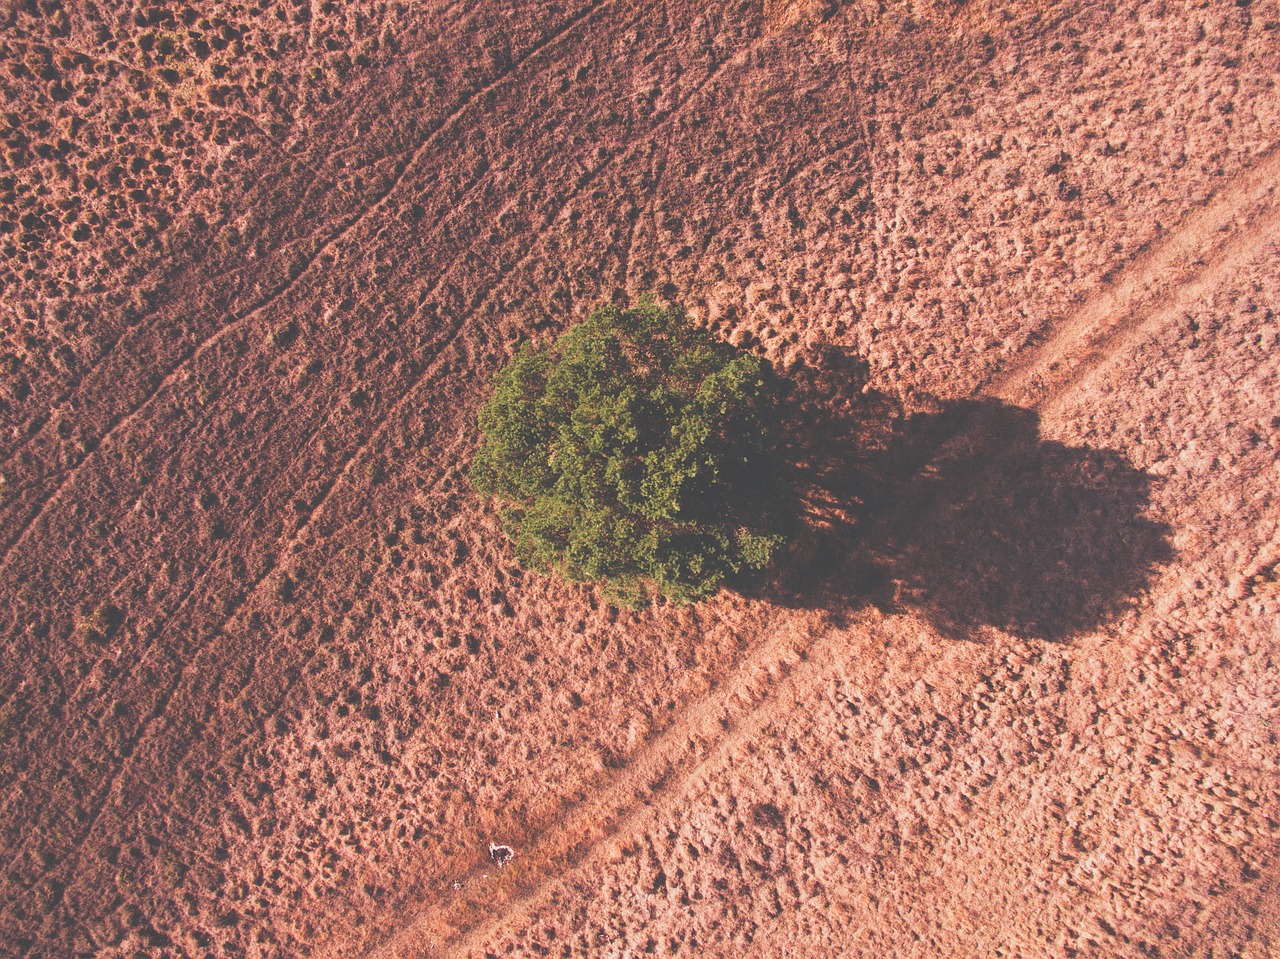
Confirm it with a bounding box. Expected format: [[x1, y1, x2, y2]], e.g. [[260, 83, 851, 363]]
[[3, 1, 1279, 957]]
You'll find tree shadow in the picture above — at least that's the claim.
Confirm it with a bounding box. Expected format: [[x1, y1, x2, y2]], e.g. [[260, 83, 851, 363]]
[[754, 347, 1175, 643]]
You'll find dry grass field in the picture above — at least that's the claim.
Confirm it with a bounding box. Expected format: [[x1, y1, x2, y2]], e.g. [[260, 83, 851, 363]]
[[2, 0, 1279, 956]]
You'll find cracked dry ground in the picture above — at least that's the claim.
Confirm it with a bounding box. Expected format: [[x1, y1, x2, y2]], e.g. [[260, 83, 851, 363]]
[[3, 0, 1280, 956]]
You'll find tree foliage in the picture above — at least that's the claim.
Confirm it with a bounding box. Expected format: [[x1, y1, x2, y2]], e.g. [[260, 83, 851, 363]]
[[470, 299, 791, 605]]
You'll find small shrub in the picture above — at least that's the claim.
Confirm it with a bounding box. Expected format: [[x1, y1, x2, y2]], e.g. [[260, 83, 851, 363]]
[[265, 319, 298, 350], [73, 603, 122, 646]]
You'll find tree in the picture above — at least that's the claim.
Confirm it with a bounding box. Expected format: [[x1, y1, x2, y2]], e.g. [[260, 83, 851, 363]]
[[470, 298, 791, 605]]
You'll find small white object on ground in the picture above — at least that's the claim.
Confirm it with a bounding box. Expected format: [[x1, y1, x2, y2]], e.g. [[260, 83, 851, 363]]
[[489, 842, 514, 867]]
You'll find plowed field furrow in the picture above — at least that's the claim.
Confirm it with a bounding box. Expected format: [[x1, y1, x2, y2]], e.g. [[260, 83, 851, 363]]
[[374, 138, 1280, 959], [0, 0, 622, 571]]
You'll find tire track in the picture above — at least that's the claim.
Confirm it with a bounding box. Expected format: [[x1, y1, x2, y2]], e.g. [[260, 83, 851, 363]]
[[429, 613, 889, 959], [1, 362, 364, 866], [0, 138, 369, 479], [288, 0, 753, 576], [0, 93, 377, 473], [367, 139, 1280, 959], [1034, 201, 1280, 420], [292, 4, 758, 610], [1, 0, 736, 560], [988, 144, 1280, 410], [0, 0, 621, 573], [8, 9, 1275, 956], [342, 35, 904, 959], [24, 142, 507, 738], [10, 10, 637, 824], [359, 606, 823, 959], [432, 8, 750, 322], [134, 16, 761, 836], [14, 0, 678, 874], [0, 295, 449, 871]]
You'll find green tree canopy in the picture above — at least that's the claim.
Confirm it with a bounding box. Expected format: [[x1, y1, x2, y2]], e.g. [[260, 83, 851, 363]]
[[470, 298, 791, 605]]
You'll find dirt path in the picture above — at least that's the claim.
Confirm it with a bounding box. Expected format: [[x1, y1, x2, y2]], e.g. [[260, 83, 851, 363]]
[[358, 605, 834, 959], [990, 144, 1280, 410], [353, 142, 1280, 959]]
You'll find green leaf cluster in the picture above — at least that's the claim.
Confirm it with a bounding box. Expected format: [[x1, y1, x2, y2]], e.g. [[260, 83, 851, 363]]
[[470, 299, 791, 605]]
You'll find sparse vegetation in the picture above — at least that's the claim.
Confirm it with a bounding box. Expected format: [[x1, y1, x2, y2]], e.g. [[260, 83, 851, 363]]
[[73, 603, 122, 646], [471, 298, 791, 605]]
